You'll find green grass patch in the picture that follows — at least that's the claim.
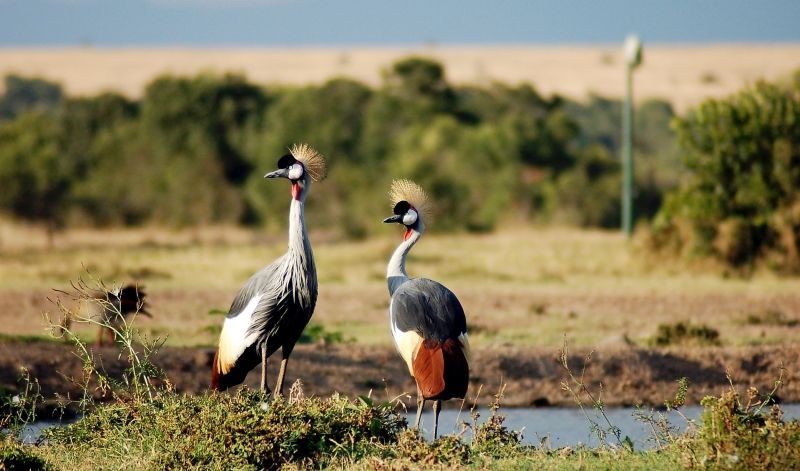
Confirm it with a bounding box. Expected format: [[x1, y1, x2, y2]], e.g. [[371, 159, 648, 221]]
[[298, 323, 349, 344], [0, 437, 51, 470]]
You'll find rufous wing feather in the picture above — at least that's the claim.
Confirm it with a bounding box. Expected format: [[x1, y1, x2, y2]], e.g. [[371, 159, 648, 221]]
[[412, 339, 446, 398]]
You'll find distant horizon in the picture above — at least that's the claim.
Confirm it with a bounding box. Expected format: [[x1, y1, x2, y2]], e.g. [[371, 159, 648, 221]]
[[2, 40, 800, 50], [2, 0, 799, 47]]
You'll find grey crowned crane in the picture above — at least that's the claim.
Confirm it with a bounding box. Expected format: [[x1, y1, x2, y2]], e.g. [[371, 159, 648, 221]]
[[383, 179, 471, 439], [211, 143, 326, 395]]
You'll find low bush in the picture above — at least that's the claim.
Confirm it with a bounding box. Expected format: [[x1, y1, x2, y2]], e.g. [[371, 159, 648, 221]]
[[650, 322, 721, 347], [690, 388, 800, 470], [0, 437, 50, 470]]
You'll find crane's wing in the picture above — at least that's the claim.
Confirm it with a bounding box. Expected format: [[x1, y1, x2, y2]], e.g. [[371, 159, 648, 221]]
[[389, 278, 469, 371], [215, 257, 285, 380], [389, 278, 470, 399], [391, 278, 467, 340]]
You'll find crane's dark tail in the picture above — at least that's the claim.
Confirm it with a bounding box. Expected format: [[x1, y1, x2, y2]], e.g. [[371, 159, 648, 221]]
[[412, 338, 469, 400], [210, 343, 260, 391]]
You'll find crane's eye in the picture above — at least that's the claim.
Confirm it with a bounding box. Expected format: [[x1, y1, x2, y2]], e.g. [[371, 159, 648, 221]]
[[402, 209, 418, 226], [287, 163, 304, 180]]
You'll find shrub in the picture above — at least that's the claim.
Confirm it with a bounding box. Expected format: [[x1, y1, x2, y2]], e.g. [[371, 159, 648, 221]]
[[0, 437, 50, 470], [650, 77, 800, 272], [0, 75, 63, 121], [650, 322, 721, 347], [691, 389, 800, 470]]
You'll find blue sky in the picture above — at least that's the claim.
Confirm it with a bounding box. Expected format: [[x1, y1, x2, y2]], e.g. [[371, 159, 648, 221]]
[[1, 0, 799, 46]]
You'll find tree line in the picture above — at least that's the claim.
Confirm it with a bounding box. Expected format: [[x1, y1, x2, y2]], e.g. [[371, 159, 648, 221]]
[[0, 57, 679, 238]]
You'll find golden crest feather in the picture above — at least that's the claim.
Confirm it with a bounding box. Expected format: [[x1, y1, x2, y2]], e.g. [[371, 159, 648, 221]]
[[289, 143, 327, 182], [389, 179, 432, 221]]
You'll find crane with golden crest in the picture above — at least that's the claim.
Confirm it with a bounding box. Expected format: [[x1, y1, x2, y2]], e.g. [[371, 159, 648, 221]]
[[211, 144, 327, 396], [382, 179, 471, 439]]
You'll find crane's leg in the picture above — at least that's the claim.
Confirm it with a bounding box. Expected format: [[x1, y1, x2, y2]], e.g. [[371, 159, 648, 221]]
[[108, 327, 115, 345], [414, 384, 425, 430], [260, 344, 268, 393], [97, 327, 104, 347], [273, 356, 289, 398], [432, 399, 442, 440]]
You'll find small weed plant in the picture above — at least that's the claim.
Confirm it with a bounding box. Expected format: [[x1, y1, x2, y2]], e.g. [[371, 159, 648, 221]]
[[689, 369, 799, 470], [46, 275, 166, 410]]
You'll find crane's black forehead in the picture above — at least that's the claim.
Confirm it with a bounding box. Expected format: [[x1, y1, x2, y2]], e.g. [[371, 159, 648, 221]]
[[393, 201, 410, 215], [277, 154, 297, 168]]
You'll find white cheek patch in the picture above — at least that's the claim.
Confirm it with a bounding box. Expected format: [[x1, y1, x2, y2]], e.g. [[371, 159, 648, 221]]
[[402, 209, 418, 226], [288, 164, 304, 180]]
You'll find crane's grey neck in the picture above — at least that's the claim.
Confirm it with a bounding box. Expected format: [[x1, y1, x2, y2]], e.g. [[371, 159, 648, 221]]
[[287, 198, 310, 256], [288, 177, 311, 252], [284, 181, 316, 300], [387, 223, 424, 295]]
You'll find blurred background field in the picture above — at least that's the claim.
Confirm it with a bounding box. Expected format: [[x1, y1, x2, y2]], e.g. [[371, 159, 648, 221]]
[[1, 219, 798, 350]]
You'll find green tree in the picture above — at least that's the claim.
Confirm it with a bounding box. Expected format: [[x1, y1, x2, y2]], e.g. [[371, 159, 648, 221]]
[[139, 73, 268, 225], [652, 80, 800, 270], [0, 112, 72, 243], [0, 75, 63, 121]]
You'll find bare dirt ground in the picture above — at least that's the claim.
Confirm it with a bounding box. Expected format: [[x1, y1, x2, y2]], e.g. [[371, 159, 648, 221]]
[[1, 340, 796, 413], [1, 45, 799, 112]]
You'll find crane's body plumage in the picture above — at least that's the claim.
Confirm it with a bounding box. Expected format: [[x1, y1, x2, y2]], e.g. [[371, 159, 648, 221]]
[[391, 279, 467, 342], [212, 144, 323, 393], [383, 179, 470, 438]]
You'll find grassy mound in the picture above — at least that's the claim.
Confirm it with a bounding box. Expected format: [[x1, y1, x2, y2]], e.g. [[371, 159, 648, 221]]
[[40, 388, 404, 470], [33, 387, 687, 470], [8, 382, 800, 470]]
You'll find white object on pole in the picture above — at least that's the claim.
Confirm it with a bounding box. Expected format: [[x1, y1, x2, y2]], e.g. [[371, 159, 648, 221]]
[[624, 34, 642, 68]]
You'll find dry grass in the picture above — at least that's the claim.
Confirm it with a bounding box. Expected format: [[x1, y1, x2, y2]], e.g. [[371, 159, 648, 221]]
[[1, 44, 799, 112], [0, 218, 798, 349]]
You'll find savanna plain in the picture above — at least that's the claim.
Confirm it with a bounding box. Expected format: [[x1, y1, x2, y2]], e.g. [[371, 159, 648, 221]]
[[1, 221, 799, 469], [2, 43, 800, 469]]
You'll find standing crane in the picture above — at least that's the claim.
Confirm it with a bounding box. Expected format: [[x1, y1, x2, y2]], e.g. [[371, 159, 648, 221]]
[[382, 179, 470, 439], [211, 143, 326, 396]]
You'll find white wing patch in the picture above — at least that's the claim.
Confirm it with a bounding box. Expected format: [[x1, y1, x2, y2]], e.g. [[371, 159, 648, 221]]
[[389, 298, 423, 375], [217, 294, 262, 374]]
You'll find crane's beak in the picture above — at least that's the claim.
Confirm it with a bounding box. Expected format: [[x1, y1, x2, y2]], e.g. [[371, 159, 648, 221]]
[[264, 168, 289, 179], [383, 215, 402, 224]]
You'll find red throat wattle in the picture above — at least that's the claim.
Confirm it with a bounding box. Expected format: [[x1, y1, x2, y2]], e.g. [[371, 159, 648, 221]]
[[403, 228, 413, 241], [291, 183, 302, 200]]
